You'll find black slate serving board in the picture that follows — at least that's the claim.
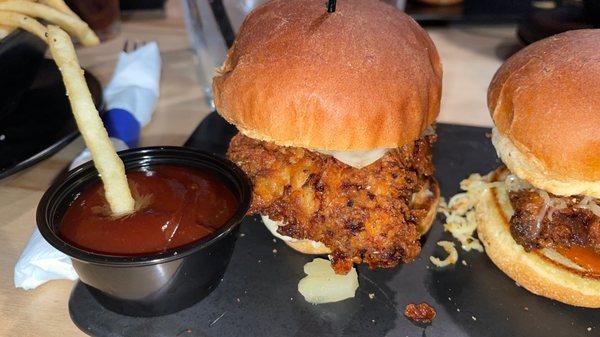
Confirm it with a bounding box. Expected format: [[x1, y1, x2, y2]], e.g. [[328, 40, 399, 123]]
[[69, 113, 599, 337]]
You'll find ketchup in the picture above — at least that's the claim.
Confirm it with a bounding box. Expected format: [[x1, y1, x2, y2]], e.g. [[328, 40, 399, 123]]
[[59, 165, 239, 255]]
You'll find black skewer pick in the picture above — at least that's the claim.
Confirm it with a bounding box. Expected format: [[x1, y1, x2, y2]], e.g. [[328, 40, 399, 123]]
[[327, 0, 336, 13]]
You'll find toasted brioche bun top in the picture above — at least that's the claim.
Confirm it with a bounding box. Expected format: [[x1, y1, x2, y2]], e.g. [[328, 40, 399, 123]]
[[488, 29, 600, 194], [213, 0, 442, 151]]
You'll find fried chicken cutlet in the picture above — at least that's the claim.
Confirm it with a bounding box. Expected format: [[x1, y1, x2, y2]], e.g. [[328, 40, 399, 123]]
[[227, 133, 436, 274]]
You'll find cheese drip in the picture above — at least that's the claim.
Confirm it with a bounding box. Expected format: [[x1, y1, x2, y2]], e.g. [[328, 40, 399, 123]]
[[313, 126, 435, 169], [315, 148, 388, 169]]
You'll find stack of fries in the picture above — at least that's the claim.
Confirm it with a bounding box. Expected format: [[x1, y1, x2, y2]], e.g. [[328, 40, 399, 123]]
[[1, 0, 135, 215], [0, 0, 98, 45]]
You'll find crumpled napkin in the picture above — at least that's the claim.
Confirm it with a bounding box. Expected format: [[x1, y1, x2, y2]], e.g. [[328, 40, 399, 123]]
[[14, 229, 79, 289], [14, 42, 161, 290]]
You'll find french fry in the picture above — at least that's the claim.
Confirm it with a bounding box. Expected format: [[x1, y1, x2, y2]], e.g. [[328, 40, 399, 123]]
[[0, 11, 46, 41], [40, 0, 78, 17], [47, 25, 134, 215], [8, 0, 80, 17], [0, 1, 99, 46], [0, 24, 14, 38]]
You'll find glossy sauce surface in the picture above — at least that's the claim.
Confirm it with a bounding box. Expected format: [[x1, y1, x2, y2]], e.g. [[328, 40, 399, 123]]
[[556, 246, 600, 275], [59, 165, 239, 255]]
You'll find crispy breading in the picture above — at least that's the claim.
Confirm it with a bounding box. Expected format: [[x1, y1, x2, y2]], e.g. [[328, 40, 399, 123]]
[[227, 134, 436, 274], [509, 190, 600, 251]]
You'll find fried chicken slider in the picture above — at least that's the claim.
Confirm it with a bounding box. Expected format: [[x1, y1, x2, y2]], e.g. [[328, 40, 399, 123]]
[[213, 0, 442, 274], [476, 29, 600, 307]]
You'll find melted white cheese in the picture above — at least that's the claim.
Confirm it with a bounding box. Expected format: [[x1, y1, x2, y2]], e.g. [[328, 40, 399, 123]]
[[311, 126, 436, 169], [315, 148, 388, 169]]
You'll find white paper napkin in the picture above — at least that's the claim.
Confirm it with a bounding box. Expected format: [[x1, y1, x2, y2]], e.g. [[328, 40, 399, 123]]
[[104, 41, 161, 127]]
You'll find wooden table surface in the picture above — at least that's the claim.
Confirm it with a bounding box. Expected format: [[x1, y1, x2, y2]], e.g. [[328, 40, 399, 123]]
[[0, 1, 520, 335]]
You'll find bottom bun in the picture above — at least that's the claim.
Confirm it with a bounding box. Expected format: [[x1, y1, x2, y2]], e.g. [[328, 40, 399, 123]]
[[414, 177, 440, 236], [476, 170, 600, 308], [284, 240, 331, 255], [263, 178, 440, 255], [261, 215, 332, 255]]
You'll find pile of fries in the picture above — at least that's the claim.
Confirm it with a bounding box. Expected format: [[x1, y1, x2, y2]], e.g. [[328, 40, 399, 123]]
[[1, 0, 135, 215], [0, 0, 98, 45]]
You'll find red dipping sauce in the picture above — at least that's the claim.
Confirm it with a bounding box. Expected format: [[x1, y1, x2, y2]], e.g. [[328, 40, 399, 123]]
[[59, 165, 239, 255]]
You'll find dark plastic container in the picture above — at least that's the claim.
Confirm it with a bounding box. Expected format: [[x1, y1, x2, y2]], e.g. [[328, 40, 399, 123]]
[[37, 147, 252, 317]]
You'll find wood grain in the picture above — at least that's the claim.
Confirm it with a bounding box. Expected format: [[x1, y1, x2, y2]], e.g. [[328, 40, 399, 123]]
[[0, 0, 518, 334]]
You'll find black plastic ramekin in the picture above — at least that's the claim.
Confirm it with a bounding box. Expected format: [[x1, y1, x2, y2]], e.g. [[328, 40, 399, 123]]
[[37, 146, 252, 317]]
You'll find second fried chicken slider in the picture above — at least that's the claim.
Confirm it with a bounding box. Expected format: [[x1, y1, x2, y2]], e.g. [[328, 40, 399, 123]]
[[476, 29, 600, 307], [213, 0, 442, 274]]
